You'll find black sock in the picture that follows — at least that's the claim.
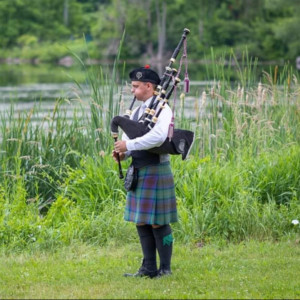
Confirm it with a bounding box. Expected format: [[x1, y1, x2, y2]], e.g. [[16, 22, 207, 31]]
[[152, 224, 173, 271], [136, 225, 157, 271]]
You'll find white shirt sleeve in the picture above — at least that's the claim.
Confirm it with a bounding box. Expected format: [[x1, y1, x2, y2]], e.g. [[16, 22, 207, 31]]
[[126, 105, 172, 151]]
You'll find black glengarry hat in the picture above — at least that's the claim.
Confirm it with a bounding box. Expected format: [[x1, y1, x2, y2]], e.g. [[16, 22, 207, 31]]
[[129, 65, 160, 85]]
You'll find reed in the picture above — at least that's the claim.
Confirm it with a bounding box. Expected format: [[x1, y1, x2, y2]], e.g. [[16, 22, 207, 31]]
[[66, 32, 126, 156], [193, 63, 299, 160]]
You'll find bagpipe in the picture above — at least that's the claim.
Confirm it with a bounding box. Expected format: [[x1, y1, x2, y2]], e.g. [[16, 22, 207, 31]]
[[111, 28, 194, 179]]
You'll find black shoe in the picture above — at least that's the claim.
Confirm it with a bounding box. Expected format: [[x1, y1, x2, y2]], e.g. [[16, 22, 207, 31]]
[[124, 266, 158, 278], [157, 269, 172, 277]]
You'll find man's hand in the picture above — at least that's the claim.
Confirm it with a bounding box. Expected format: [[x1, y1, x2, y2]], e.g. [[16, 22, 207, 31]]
[[112, 150, 125, 162], [114, 140, 128, 153]]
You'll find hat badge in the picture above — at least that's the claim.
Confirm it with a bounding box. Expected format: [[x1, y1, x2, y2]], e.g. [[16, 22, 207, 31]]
[[136, 72, 143, 79]]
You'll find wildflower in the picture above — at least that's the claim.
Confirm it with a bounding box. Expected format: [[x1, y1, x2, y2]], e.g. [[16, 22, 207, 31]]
[[292, 220, 299, 225]]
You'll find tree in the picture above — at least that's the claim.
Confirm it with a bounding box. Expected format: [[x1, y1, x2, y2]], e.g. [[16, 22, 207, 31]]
[[0, 0, 299, 63]]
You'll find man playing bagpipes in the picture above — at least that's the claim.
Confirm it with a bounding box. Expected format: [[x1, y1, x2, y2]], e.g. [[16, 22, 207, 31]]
[[112, 28, 193, 278], [113, 65, 177, 278]]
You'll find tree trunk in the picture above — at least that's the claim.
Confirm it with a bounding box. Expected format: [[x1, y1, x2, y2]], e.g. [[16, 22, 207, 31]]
[[155, 0, 166, 75], [63, 0, 69, 27], [146, 0, 154, 59]]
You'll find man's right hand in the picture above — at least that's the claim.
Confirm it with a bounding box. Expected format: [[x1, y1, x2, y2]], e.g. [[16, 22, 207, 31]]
[[112, 150, 125, 162]]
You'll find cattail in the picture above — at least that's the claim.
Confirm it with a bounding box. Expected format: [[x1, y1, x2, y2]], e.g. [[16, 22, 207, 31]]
[[262, 88, 267, 102], [240, 87, 244, 101], [257, 82, 262, 98], [120, 99, 125, 113], [210, 87, 215, 99], [201, 91, 206, 107], [180, 92, 185, 108], [237, 84, 241, 99], [293, 74, 298, 85], [194, 96, 199, 123]]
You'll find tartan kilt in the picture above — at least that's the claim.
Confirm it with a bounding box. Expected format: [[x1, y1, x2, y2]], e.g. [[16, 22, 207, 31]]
[[124, 162, 178, 225]]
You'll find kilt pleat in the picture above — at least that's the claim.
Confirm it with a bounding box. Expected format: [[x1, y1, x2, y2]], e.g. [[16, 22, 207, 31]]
[[124, 162, 177, 225]]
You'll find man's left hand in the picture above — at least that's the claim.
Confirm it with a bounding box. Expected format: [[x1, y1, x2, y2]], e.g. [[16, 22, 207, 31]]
[[114, 140, 127, 153]]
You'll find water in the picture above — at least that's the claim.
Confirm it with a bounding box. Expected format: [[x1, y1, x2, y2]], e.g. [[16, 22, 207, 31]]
[[0, 83, 79, 101], [1, 62, 292, 122], [0, 63, 215, 122]]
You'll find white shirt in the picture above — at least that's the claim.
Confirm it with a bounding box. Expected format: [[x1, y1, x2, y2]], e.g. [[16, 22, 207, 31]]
[[122, 97, 173, 151]]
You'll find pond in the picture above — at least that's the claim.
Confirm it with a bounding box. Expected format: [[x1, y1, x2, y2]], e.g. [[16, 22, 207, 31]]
[[0, 62, 214, 104], [0, 63, 212, 127], [0, 62, 296, 122]]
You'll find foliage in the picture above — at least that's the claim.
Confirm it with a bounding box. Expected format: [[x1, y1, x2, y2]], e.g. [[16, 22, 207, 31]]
[[0, 0, 300, 64], [0, 0, 85, 47]]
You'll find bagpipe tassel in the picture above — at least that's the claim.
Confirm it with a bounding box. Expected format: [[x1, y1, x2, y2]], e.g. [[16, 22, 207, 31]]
[[168, 118, 175, 141], [184, 72, 190, 93]]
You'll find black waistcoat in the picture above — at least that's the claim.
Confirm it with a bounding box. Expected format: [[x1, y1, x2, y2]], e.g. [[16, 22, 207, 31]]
[[131, 150, 160, 169], [131, 105, 160, 169]]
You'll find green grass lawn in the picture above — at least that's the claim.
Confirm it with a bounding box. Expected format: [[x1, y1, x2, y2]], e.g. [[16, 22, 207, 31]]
[[0, 240, 299, 299]]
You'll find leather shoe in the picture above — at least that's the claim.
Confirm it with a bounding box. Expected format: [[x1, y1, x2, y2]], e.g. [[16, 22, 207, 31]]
[[157, 269, 172, 277], [124, 266, 158, 278]]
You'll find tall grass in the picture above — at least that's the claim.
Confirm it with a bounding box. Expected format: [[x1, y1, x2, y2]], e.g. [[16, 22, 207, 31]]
[[0, 47, 299, 250], [173, 145, 300, 242], [190, 61, 299, 160]]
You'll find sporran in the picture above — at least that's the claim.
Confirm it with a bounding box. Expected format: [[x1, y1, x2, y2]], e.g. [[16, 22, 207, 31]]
[[124, 164, 138, 191]]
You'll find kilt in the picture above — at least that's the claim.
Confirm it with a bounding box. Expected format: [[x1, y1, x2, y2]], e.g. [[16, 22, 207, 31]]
[[124, 162, 177, 225]]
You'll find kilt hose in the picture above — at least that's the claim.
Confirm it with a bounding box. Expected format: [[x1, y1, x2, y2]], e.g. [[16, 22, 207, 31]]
[[124, 162, 178, 225]]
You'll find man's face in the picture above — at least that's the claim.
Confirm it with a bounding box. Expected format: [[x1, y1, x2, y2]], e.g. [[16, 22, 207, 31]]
[[131, 81, 154, 101]]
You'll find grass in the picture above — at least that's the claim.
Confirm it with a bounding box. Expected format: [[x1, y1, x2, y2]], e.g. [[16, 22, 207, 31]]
[[0, 240, 299, 299]]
